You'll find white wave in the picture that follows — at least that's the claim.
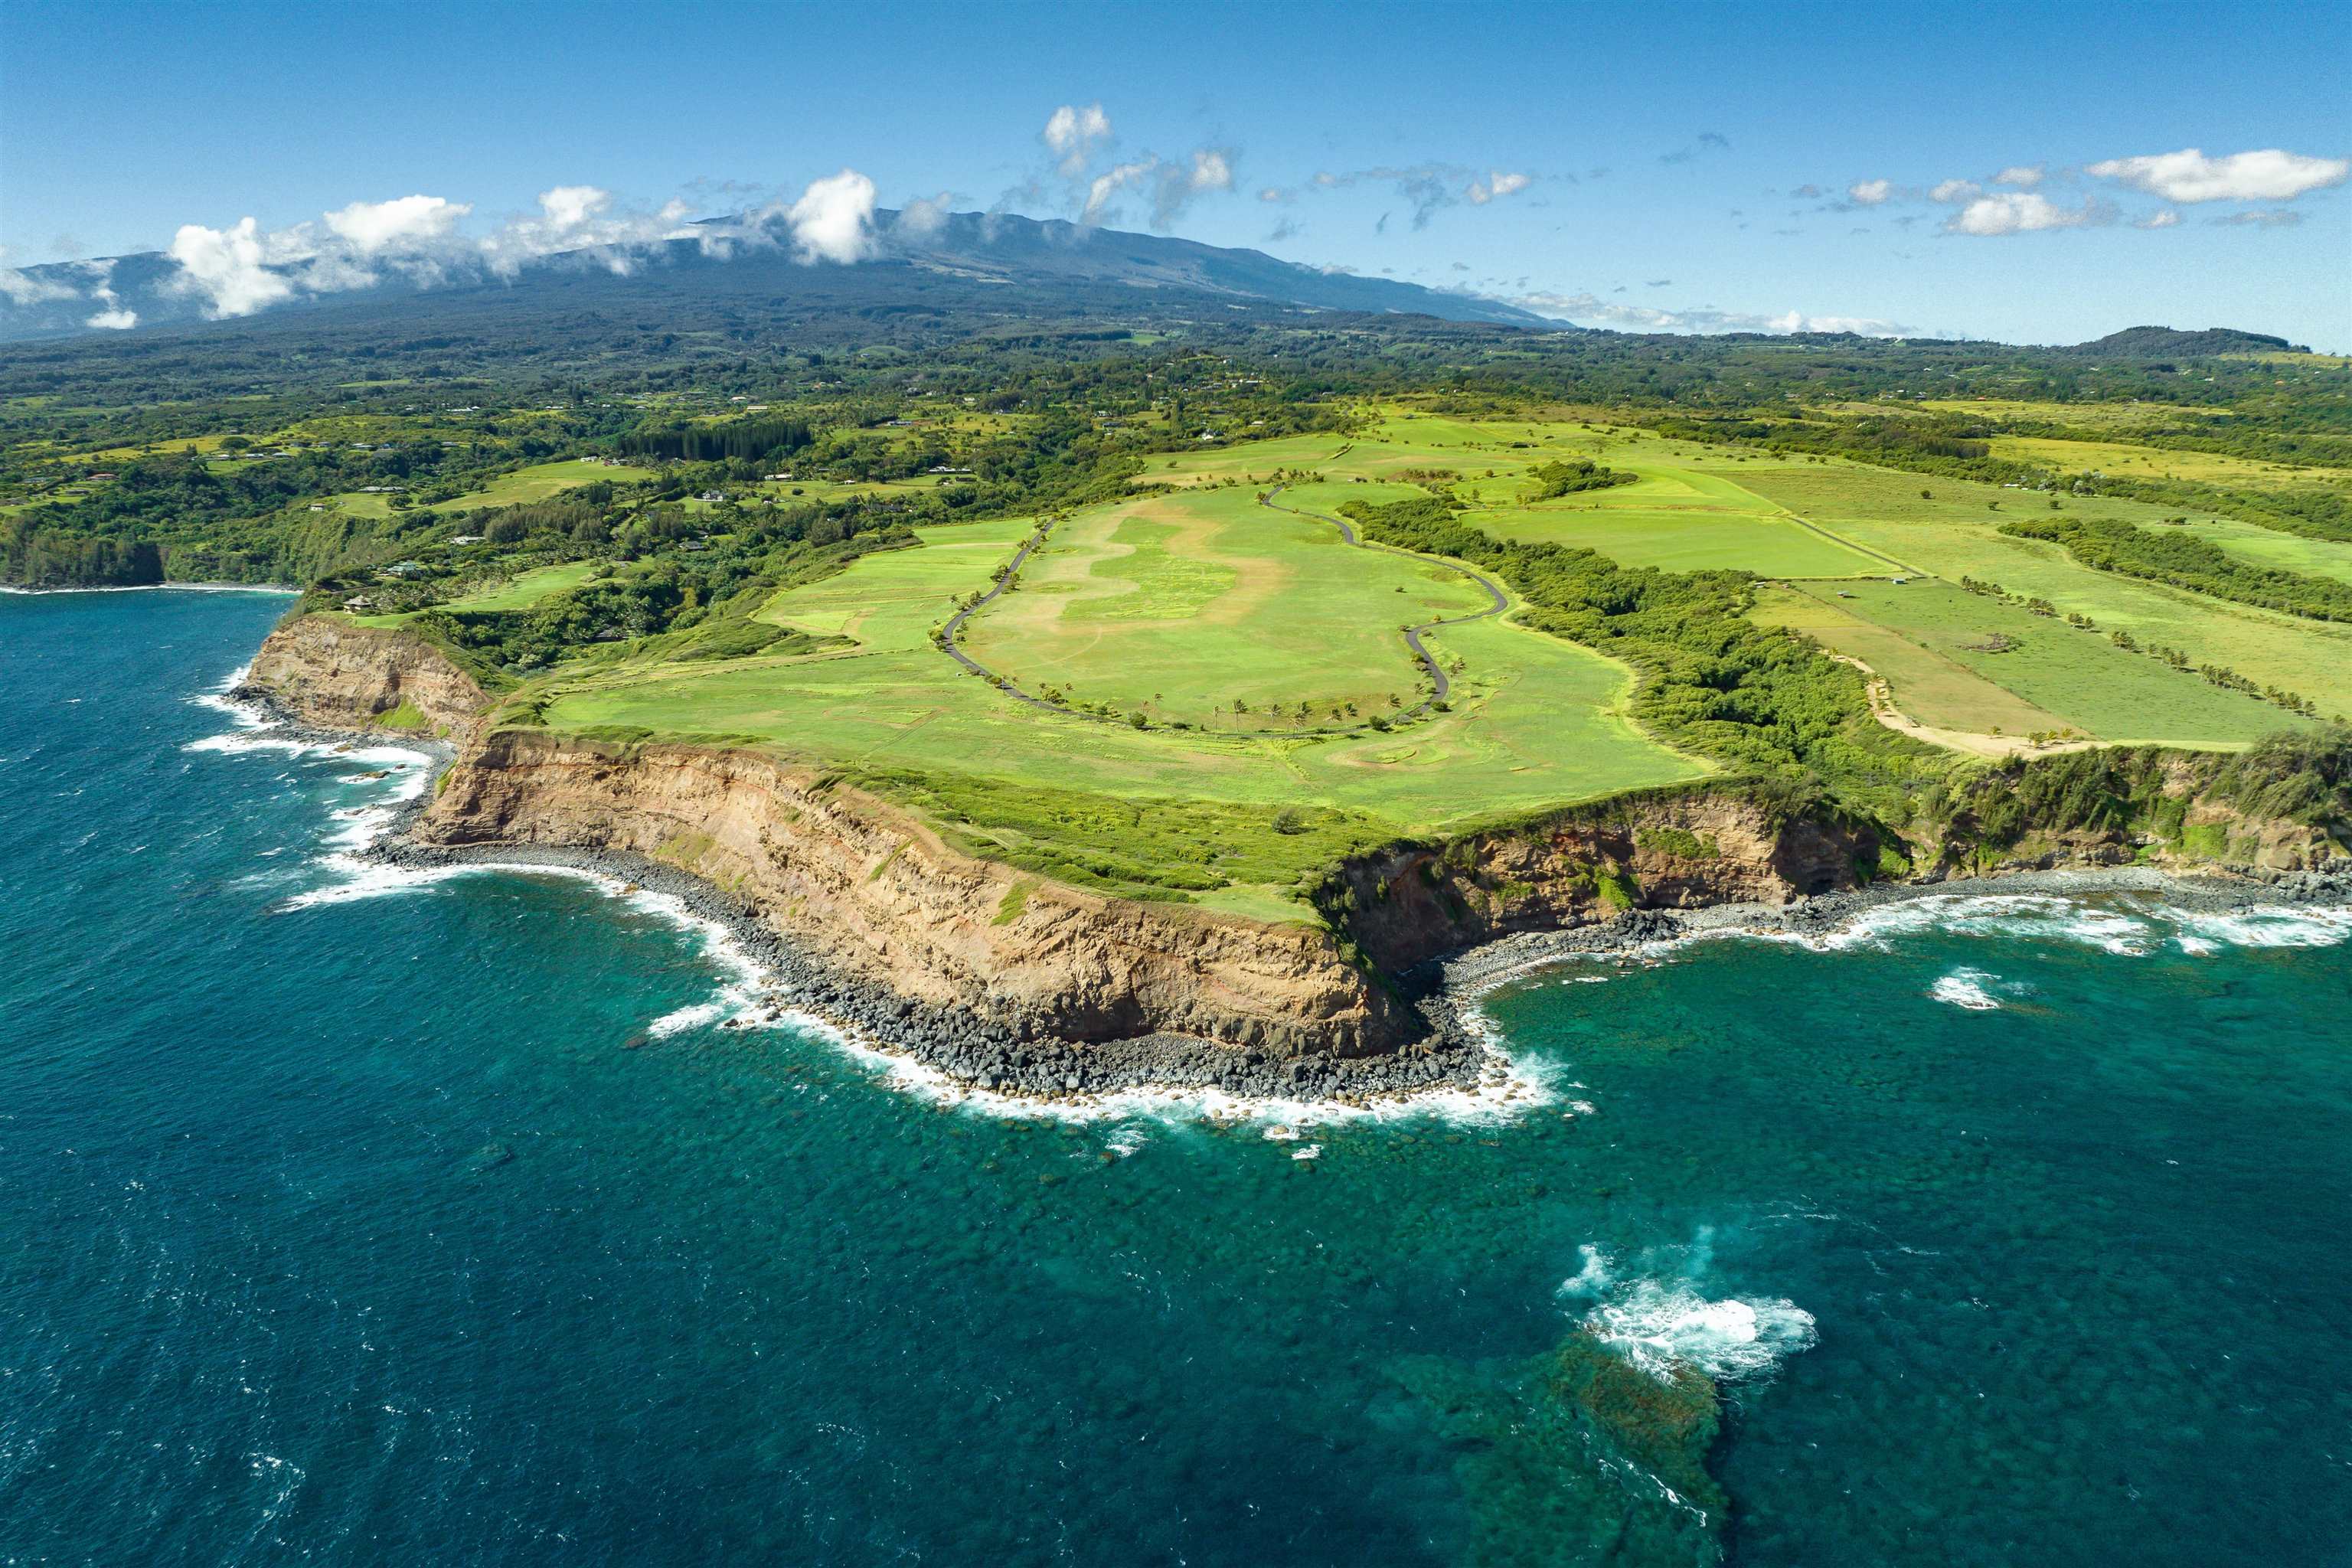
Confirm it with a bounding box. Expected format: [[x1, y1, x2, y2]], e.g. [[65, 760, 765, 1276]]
[[1929, 968, 2002, 1011], [2170, 904, 2352, 954], [1560, 1243, 1613, 1298], [1291, 1143, 1322, 1161], [648, 997, 734, 1038], [1585, 1283, 1818, 1382], [1560, 1240, 1817, 1384]]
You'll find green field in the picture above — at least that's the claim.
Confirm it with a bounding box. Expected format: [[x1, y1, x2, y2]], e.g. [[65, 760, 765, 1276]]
[[440, 458, 622, 511], [325, 458, 621, 520], [1734, 462, 2352, 722], [1987, 434, 2352, 493], [960, 488, 1484, 728], [1753, 580, 2298, 746], [348, 561, 603, 628], [1123, 411, 2350, 744], [1142, 414, 1891, 577], [430, 411, 2350, 911], [534, 503, 1703, 911]]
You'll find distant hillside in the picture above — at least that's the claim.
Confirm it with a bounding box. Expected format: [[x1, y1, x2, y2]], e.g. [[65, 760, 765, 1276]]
[[2070, 325, 2309, 358], [0, 209, 1550, 345]]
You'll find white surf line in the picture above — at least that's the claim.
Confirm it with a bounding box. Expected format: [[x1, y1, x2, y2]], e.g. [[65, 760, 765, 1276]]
[[2, 582, 297, 595]]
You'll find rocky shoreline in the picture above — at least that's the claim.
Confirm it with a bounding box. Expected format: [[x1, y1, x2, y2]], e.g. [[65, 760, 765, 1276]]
[[246, 689, 1496, 1104], [1434, 859, 2352, 998], [238, 683, 2352, 1109]]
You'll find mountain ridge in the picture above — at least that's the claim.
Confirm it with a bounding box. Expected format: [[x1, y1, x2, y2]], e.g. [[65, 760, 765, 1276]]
[[0, 207, 1553, 344]]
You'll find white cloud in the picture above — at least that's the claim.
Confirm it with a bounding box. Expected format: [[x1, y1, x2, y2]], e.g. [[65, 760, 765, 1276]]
[[1517, 290, 1913, 337], [1083, 158, 1156, 224], [479, 185, 694, 276], [1258, 185, 1291, 203], [1929, 178, 1981, 203], [786, 168, 878, 263], [168, 217, 296, 317], [0, 268, 80, 305], [538, 185, 609, 231], [1188, 149, 1233, 193], [80, 259, 136, 329], [1466, 170, 1531, 204], [895, 191, 954, 238], [1044, 103, 1112, 176], [2086, 147, 2349, 203], [2135, 209, 2181, 230], [1847, 178, 1895, 205], [322, 194, 471, 253], [1942, 192, 2105, 236], [1991, 165, 2043, 188]]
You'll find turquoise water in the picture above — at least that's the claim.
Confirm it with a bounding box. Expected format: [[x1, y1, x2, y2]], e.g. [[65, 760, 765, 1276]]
[[3, 588, 2348, 1566]]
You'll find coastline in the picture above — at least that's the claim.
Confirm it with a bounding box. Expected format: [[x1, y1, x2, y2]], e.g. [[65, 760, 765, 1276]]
[[2, 580, 299, 596], [227, 682, 2352, 1115], [239, 688, 1506, 1109]]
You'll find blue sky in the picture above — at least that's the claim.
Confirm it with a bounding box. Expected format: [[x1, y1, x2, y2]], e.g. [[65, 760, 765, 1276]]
[[5, 0, 2347, 347]]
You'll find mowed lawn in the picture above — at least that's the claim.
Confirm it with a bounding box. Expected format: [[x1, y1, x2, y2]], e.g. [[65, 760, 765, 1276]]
[[959, 488, 1485, 727], [1753, 580, 2298, 746], [536, 511, 1703, 880], [1738, 462, 2352, 721]]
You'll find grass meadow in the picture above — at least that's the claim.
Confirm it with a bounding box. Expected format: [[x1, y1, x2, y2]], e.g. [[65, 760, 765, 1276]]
[[535, 508, 1701, 910], [1752, 580, 2299, 746]]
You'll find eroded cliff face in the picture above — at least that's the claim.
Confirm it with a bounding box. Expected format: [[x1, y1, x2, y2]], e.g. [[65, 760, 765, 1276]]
[[237, 615, 2339, 1058], [243, 613, 489, 734], [419, 730, 1413, 1055], [1326, 795, 1880, 972]]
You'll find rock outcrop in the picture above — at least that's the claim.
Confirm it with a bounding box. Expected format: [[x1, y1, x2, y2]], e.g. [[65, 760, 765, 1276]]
[[243, 613, 488, 734], [1321, 795, 1880, 973]]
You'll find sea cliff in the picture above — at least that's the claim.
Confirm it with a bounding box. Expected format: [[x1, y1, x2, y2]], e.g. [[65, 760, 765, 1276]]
[[244, 613, 2347, 1081]]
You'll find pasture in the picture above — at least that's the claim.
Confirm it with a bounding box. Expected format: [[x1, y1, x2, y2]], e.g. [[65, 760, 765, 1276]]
[[534, 505, 1702, 908], [1985, 434, 2352, 493], [437, 459, 622, 511], [1145, 413, 1892, 577], [959, 488, 1485, 729], [495, 410, 2347, 907], [1753, 580, 2298, 747], [1737, 462, 2352, 721]]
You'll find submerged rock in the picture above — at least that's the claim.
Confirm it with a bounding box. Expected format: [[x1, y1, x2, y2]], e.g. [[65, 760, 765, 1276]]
[[1383, 1331, 1730, 1566]]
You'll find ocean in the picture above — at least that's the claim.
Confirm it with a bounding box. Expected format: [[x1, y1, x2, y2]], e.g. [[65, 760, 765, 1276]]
[[3, 586, 2347, 1566]]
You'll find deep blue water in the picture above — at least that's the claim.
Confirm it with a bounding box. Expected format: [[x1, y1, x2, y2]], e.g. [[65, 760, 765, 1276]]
[[2, 588, 2348, 1566]]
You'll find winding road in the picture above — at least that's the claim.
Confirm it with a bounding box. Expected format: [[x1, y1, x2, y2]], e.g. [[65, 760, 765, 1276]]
[[1258, 484, 1509, 711], [929, 485, 1513, 737]]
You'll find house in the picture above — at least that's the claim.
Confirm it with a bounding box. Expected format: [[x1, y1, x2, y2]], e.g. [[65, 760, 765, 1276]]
[[342, 595, 374, 611], [698, 490, 726, 502], [450, 534, 483, 545]]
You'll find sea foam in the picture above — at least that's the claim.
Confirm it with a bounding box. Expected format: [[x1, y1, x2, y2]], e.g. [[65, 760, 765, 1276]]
[[1560, 1240, 1818, 1384], [1929, 968, 2004, 1011]]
